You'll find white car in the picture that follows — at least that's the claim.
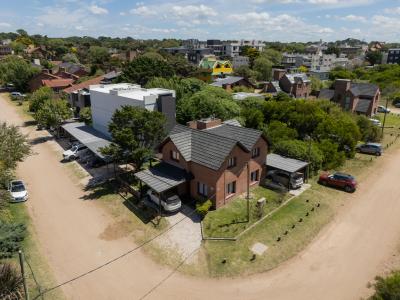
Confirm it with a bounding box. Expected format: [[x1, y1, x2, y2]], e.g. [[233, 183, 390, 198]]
[[369, 118, 382, 127], [8, 180, 28, 202], [63, 144, 88, 161], [10, 92, 26, 98], [377, 105, 391, 114], [146, 189, 182, 212]]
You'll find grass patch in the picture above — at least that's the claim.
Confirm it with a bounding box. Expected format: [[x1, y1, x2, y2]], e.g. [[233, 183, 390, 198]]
[[3, 203, 64, 300], [203, 187, 286, 238]]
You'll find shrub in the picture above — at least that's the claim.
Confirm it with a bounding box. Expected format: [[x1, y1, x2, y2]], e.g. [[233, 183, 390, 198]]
[[0, 221, 26, 259], [196, 199, 213, 218], [0, 263, 24, 300], [371, 271, 400, 300], [0, 190, 11, 211]]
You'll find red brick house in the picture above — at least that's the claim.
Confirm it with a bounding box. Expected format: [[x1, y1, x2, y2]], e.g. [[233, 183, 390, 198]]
[[135, 119, 268, 209], [318, 79, 380, 116], [264, 69, 311, 98]]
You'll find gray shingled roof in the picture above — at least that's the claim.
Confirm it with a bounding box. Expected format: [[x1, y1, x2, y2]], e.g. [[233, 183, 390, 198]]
[[62, 122, 111, 160], [169, 129, 238, 170], [285, 73, 310, 84], [210, 76, 244, 87], [223, 119, 242, 127], [355, 98, 372, 113], [134, 162, 191, 193], [266, 153, 308, 173], [318, 89, 335, 100], [206, 124, 263, 151], [350, 83, 379, 97]]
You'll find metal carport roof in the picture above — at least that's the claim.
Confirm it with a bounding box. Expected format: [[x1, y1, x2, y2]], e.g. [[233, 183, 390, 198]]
[[266, 153, 309, 173], [134, 163, 191, 194], [61, 122, 111, 160]]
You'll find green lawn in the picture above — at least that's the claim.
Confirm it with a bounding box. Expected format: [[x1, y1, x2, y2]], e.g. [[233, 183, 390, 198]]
[[202, 187, 286, 238]]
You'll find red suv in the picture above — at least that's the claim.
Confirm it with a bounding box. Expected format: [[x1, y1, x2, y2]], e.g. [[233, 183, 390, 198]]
[[318, 172, 357, 193]]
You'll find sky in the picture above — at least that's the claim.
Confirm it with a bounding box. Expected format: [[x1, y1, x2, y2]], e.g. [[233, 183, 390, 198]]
[[0, 0, 399, 42]]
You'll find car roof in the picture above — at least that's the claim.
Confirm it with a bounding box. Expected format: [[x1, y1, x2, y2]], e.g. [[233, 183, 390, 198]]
[[365, 142, 382, 146], [333, 172, 354, 178]]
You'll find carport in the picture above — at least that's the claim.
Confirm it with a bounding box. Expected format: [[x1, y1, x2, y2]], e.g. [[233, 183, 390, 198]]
[[61, 122, 111, 161], [134, 163, 192, 212], [266, 153, 310, 188]]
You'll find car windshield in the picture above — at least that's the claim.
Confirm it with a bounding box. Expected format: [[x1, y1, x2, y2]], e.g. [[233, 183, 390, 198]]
[[11, 184, 25, 192]]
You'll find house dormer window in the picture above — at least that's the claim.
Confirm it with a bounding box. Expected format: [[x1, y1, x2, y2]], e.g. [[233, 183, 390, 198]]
[[252, 147, 260, 158], [228, 157, 236, 168], [171, 150, 180, 161]]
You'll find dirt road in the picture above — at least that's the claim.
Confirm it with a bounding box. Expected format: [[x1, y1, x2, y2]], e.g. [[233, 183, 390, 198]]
[[2, 93, 400, 300]]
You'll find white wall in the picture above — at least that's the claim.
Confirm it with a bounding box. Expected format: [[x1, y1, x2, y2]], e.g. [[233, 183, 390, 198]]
[[91, 90, 145, 137]]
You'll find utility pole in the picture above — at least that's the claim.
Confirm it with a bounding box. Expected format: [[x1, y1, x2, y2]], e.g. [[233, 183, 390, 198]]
[[246, 163, 250, 222], [305, 135, 312, 183], [381, 97, 389, 136], [18, 250, 29, 300]]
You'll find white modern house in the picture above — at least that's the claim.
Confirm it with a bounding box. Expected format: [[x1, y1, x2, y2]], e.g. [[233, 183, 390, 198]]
[[90, 83, 176, 137]]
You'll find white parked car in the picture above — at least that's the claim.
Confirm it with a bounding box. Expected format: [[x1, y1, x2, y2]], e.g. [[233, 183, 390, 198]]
[[377, 105, 390, 114], [63, 144, 88, 161], [146, 189, 182, 212], [369, 118, 382, 127], [10, 92, 26, 98], [8, 180, 28, 202]]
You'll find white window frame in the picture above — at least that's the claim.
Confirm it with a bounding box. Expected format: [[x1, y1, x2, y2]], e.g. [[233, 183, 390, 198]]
[[226, 181, 236, 195], [197, 182, 208, 197], [171, 150, 180, 161], [228, 157, 236, 168], [251, 170, 259, 182], [252, 147, 260, 158]]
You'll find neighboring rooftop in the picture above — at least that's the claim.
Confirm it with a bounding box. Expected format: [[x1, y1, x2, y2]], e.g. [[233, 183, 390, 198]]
[[42, 78, 74, 88], [285, 73, 310, 84], [210, 76, 244, 87], [63, 75, 105, 94], [266, 153, 309, 173], [350, 83, 379, 97], [89, 83, 176, 100]]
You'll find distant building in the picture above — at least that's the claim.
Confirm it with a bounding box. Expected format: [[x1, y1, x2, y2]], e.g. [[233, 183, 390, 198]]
[[318, 79, 380, 116], [387, 49, 400, 65], [232, 56, 249, 69], [0, 44, 13, 57], [223, 40, 264, 57], [210, 76, 255, 91], [199, 56, 233, 78], [89, 83, 176, 137], [338, 45, 363, 59], [264, 69, 311, 98]]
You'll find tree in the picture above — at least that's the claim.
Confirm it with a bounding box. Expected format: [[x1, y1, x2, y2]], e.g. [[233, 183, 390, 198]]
[[264, 120, 298, 147], [298, 66, 308, 73], [241, 46, 260, 67], [310, 76, 322, 91], [47, 38, 68, 58], [88, 46, 110, 72], [0, 56, 39, 92], [365, 51, 383, 65], [356, 115, 382, 142], [121, 56, 175, 86], [0, 123, 30, 171], [325, 46, 340, 57], [241, 108, 264, 130], [0, 263, 25, 300], [176, 86, 240, 124], [145, 77, 205, 101], [29, 86, 53, 112], [317, 139, 346, 170], [101, 106, 166, 170], [329, 67, 356, 81], [34, 99, 72, 134], [253, 57, 273, 81], [141, 51, 165, 61], [79, 107, 92, 125], [371, 271, 400, 300], [62, 53, 80, 64], [273, 139, 323, 173], [261, 48, 282, 65]]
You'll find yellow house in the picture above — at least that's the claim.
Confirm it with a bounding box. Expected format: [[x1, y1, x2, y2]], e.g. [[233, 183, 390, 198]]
[[199, 56, 233, 78]]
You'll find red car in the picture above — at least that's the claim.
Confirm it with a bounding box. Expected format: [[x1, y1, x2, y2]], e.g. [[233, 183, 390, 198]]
[[318, 172, 357, 193]]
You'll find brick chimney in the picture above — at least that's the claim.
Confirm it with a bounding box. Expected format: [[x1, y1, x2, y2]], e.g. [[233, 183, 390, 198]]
[[273, 69, 286, 81], [335, 79, 351, 92], [186, 117, 222, 130]]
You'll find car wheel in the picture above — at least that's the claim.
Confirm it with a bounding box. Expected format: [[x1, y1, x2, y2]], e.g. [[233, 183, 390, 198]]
[[376, 152, 381, 156], [344, 185, 354, 193], [319, 180, 327, 186]]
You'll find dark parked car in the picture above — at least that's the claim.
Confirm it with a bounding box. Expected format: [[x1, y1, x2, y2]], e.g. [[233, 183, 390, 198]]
[[356, 143, 382, 156], [318, 172, 357, 193]]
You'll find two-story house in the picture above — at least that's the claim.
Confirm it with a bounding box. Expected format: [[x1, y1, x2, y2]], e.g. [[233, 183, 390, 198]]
[[318, 79, 380, 116], [265, 69, 311, 98], [135, 118, 268, 209]]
